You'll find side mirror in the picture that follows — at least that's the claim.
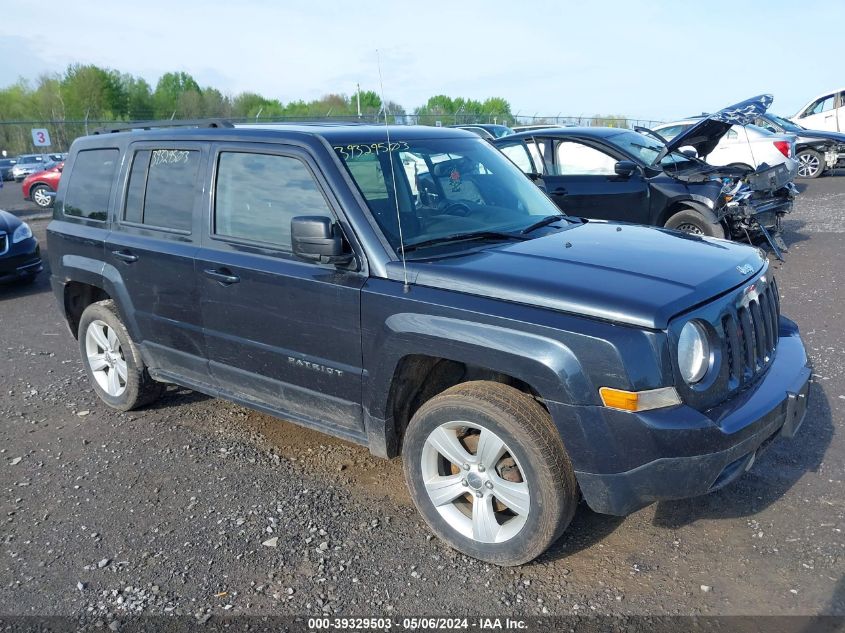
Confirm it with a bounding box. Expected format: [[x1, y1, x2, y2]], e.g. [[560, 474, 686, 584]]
[[614, 160, 638, 178], [681, 147, 698, 158], [291, 216, 353, 266]]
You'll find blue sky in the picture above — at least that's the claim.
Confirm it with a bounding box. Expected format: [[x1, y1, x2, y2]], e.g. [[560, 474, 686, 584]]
[[1, 0, 841, 121]]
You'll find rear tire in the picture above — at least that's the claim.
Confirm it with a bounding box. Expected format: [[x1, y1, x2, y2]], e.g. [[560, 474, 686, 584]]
[[78, 300, 163, 411], [665, 208, 726, 238], [30, 184, 53, 208], [402, 381, 579, 566], [796, 149, 824, 179]]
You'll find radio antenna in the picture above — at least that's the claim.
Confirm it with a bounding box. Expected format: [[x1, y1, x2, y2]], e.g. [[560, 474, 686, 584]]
[[376, 49, 410, 292]]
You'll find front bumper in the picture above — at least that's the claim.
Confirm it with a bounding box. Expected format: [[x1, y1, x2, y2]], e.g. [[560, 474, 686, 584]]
[[0, 238, 43, 283], [552, 317, 810, 516]]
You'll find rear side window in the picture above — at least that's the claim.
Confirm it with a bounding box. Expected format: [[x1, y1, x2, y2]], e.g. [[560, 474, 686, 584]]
[[214, 152, 333, 250], [123, 149, 200, 232], [64, 149, 119, 221]]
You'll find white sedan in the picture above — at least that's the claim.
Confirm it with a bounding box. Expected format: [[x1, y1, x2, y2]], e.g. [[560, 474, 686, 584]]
[[653, 119, 798, 174]]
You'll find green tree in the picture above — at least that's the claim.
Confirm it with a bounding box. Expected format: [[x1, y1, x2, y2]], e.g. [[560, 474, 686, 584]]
[[62, 64, 126, 119], [121, 75, 154, 119], [352, 89, 381, 114], [232, 92, 284, 118], [153, 71, 201, 118], [31, 74, 65, 120], [200, 87, 231, 118]]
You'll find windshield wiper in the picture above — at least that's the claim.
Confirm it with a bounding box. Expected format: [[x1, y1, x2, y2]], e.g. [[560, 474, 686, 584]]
[[402, 231, 525, 253], [520, 214, 567, 234]]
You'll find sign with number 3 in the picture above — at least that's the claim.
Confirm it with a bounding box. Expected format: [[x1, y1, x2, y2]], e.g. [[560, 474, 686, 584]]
[[31, 128, 51, 147]]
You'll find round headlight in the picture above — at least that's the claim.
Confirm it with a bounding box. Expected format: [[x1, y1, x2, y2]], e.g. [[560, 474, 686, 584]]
[[678, 320, 710, 384]]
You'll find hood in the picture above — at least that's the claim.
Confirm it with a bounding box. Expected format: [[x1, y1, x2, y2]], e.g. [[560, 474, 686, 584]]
[[388, 222, 766, 329], [658, 94, 774, 162], [0, 210, 23, 234]]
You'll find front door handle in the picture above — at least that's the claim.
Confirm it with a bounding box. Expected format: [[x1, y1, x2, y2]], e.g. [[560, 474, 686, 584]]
[[552, 187, 568, 195], [203, 268, 240, 285], [112, 250, 139, 263]]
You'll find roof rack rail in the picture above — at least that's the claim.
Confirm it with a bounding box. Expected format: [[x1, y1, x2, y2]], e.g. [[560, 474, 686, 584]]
[[92, 119, 234, 134]]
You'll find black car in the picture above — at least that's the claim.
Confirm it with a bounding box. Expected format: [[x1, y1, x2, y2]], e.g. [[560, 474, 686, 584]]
[[493, 124, 795, 257], [0, 158, 17, 181], [0, 210, 42, 284], [47, 121, 809, 565], [755, 112, 845, 178], [450, 123, 515, 139]]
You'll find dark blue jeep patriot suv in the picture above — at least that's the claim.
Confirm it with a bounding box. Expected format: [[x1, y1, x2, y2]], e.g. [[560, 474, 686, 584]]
[[47, 121, 810, 565]]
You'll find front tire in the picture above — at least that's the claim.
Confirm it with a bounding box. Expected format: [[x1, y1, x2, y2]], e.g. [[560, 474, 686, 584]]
[[665, 208, 726, 238], [78, 300, 163, 411], [796, 149, 824, 179], [402, 381, 579, 566]]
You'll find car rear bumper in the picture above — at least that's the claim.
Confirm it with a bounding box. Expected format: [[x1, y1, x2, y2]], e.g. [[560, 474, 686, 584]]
[[549, 317, 810, 516]]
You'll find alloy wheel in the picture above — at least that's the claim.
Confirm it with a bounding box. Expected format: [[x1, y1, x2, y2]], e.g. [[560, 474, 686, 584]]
[[85, 320, 128, 397], [420, 421, 530, 543], [32, 187, 52, 208], [798, 153, 821, 178]]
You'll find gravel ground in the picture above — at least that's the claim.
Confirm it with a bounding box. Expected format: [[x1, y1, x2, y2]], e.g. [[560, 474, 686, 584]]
[[0, 174, 843, 621]]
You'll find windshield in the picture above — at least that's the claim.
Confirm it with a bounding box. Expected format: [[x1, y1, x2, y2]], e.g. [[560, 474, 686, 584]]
[[488, 125, 515, 138], [334, 137, 565, 253], [603, 131, 664, 164], [604, 129, 709, 170], [766, 114, 803, 133]]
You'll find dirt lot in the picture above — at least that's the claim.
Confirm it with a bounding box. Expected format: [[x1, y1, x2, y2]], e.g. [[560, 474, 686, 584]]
[[0, 173, 843, 621]]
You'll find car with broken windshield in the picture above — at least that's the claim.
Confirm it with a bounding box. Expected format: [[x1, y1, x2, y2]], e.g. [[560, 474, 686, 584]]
[[48, 120, 810, 565]]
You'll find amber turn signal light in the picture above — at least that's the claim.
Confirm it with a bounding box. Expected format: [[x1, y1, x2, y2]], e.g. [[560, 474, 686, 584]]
[[599, 386, 681, 412]]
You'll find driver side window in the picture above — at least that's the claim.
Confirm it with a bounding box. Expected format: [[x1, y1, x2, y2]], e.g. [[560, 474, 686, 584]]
[[806, 95, 835, 116], [553, 141, 617, 176]]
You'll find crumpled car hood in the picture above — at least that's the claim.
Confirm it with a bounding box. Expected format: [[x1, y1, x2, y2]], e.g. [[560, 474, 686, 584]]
[[387, 222, 766, 330]]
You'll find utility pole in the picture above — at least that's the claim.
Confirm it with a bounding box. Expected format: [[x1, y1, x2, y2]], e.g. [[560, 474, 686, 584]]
[[356, 83, 362, 119]]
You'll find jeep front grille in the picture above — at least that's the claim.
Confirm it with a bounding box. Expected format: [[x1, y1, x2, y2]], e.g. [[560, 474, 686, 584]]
[[721, 278, 780, 386]]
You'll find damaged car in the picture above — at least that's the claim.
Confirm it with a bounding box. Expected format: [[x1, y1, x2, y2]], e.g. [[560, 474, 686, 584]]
[[754, 112, 845, 178], [493, 95, 797, 258]]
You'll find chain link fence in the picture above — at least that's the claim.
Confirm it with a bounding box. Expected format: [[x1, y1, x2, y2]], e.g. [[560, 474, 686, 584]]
[[0, 115, 665, 156]]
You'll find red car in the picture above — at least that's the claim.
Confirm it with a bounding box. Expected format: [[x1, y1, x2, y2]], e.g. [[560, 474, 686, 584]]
[[22, 162, 63, 209]]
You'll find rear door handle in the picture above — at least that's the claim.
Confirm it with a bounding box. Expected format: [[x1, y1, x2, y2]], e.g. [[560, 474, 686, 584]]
[[203, 268, 240, 285], [552, 187, 568, 195], [112, 250, 138, 263]]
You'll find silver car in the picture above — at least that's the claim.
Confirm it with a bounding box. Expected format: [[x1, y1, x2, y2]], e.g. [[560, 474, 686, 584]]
[[11, 154, 51, 181]]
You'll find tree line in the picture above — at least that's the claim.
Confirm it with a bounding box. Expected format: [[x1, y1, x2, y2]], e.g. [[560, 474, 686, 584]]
[[0, 64, 522, 153]]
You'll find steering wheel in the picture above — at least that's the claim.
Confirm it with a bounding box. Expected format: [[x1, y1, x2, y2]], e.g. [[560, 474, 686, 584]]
[[439, 201, 472, 217]]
